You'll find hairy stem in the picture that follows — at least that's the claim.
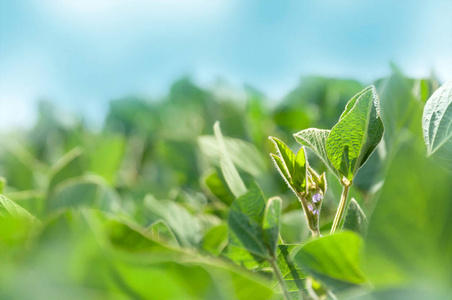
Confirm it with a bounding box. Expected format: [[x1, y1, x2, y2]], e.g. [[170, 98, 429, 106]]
[[297, 194, 320, 238], [330, 184, 350, 234], [269, 258, 291, 300]]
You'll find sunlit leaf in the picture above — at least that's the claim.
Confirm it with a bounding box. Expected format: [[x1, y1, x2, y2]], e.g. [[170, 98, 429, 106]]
[[144, 195, 202, 248], [294, 128, 341, 179], [198, 135, 266, 177], [202, 224, 228, 256], [213, 122, 247, 198], [0, 194, 36, 221], [269, 137, 308, 194], [363, 137, 452, 296], [204, 170, 235, 205], [422, 81, 452, 164], [293, 231, 366, 289], [326, 86, 384, 181]]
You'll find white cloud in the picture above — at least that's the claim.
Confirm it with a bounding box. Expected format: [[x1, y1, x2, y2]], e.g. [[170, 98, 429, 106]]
[[37, 0, 236, 33]]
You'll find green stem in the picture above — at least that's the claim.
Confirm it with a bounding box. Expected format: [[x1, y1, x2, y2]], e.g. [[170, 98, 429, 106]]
[[297, 194, 320, 238], [269, 258, 291, 300], [330, 184, 350, 234]]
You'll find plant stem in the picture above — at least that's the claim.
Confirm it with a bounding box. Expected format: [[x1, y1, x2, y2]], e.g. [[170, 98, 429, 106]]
[[269, 258, 291, 300], [297, 194, 320, 238], [330, 184, 350, 234]]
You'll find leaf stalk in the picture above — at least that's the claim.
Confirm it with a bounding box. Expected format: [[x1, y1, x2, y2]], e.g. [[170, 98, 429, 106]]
[[330, 182, 351, 234]]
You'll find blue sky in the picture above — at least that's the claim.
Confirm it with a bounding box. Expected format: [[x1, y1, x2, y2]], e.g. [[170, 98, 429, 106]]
[[1, 0, 451, 128]]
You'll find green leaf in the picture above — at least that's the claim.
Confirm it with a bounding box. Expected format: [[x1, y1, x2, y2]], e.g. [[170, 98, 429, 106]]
[[422, 81, 452, 163], [276, 245, 307, 298], [270, 153, 291, 185], [1, 190, 45, 218], [363, 137, 452, 296], [294, 128, 341, 179], [48, 175, 122, 213], [87, 134, 125, 183], [198, 135, 266, 177], [202, 224, 228, 256], [269, 137, 296, 179], [269, 137, 308, 194], [213, 121, 247, 198], [147, 220, 179, 247], [326, 86, 384, 181], [103, 214, 276, 300], [0, 195, 39, 251], [228, 182, 269, 264], [110, 258, 274, 300], [107, 218, 170, 252], [262, 197, 282, 257], [343, 198, 367, 237], [376, 65, 424, 145], [0, 194, 36, 221], [293, 231, 366, 287], [0, 177, 5, 194], [259, 245, 307, 297], [339, 86, 371, 120], [293, 148, 308, 193], [144, 195, 202, 248], [204, 170, 235, 205], [0, 143, 38, 190], [48, 147, 85, 192]]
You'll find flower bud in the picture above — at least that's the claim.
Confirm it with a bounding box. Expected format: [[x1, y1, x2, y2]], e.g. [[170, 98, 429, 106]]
[[312, 193, 323, 203]]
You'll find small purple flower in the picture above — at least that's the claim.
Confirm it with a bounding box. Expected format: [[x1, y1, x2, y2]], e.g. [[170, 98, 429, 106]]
[[312, 209, 319, 215], [312, 193, 323, 203], [308, 204, 314, 211]]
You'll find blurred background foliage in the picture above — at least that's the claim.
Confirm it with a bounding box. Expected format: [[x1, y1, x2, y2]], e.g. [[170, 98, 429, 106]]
[[0, 66, 451, 299]]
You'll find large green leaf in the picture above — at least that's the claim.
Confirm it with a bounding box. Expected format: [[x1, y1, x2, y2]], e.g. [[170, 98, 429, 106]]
[[326, 86, 384, 181], [104, 213, 274, 300], [213, 121, 247, 198], [293, 231, 366, 287], [363, 137, 452, 297], [294, 128, 341, 179], [422, 81, 452, 164]]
